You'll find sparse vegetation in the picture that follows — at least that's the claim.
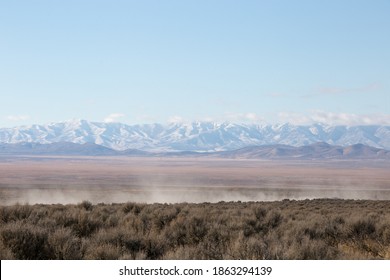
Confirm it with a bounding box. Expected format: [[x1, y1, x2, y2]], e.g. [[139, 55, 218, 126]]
[[1, 199, 390, 259]]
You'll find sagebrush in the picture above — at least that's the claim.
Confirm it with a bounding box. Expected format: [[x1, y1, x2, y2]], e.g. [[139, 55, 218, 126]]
[[1, 199, 390, 259]]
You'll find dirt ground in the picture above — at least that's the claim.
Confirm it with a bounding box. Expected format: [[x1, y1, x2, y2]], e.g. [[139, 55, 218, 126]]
[[0, 156, 389, 204]]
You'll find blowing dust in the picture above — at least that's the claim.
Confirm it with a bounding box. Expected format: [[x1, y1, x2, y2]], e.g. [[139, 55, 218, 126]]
[[1, 181, 390, 206], [1, 157, 389, 205]]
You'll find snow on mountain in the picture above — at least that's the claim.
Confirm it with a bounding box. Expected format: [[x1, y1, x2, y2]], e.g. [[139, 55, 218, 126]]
[[0, 120, 389, 152]]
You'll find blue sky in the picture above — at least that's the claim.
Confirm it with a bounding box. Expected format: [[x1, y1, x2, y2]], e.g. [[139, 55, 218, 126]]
[[1, 0, 389, 127]]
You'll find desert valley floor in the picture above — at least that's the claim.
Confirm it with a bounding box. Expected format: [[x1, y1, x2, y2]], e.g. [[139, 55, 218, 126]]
[[0, 156, 389, 205]]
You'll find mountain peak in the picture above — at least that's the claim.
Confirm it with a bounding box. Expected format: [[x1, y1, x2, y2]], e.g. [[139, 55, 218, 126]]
[[0, 121, 389, 152]]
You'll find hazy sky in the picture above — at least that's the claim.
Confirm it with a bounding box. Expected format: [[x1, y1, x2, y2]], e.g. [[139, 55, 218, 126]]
[[1, 0, 389, 127]]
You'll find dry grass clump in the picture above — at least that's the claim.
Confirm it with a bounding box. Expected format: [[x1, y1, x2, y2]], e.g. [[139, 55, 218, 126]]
[[1, 199, 390, 260]]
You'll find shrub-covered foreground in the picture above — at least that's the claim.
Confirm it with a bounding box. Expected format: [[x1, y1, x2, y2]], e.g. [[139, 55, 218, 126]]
[[1, 199, 390, 260]]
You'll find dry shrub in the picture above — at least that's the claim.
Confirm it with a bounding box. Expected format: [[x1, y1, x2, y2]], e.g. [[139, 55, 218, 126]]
[[72, 211, 102, 237], [142, 236, 166, 259], [232, 234, 267, 260], [378, 224, 390, 245], [0, 204, 32, 223], [186, 216, 207, 244], [1, 221, 53, 259], [91, 227, 143, 259], [78, 200, 93, 211], [1, 199, 390, 260], [84, 243, 122, 260], [349, 219, 376, 239], [0, 239, 14, 259], [287, 236, 339, 259], [163, 245, 201, 260], [243, 208, 283, 237], [200, 225, 232, 259], [48, 227, 82, 259], [152, 206, 179, 231], [162, 216, 188, 247]]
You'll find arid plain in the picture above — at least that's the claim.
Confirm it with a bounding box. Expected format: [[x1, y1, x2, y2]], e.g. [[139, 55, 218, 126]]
[[2, 156, 390, 259], [0, 156, 389, 205]]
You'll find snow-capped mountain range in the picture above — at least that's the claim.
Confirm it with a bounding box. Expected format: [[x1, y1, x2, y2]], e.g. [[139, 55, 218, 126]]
[[0, 120, 389, 152]]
